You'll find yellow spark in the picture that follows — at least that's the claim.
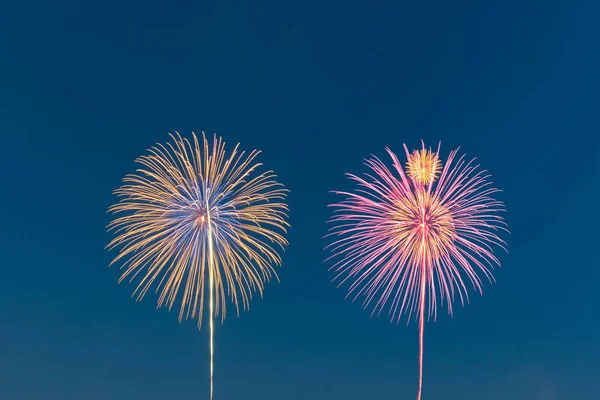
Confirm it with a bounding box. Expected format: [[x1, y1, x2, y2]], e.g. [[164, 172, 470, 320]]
[[406, 145, 441, 186]]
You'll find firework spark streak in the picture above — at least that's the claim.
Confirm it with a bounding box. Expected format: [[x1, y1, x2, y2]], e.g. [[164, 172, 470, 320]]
[[326, 141, 507, 400], [107, 132, 289, 399]]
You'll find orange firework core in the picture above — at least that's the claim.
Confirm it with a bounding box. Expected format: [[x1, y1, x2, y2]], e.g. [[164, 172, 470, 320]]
[[393, 191, 456, 261]]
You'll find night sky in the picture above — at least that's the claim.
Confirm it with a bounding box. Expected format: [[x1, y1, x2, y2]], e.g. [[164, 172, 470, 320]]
[[1, 1, 599, 399]]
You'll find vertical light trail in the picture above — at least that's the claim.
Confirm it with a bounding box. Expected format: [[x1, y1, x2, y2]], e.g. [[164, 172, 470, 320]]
[[417, 276, 425, 400], [417, 250, 426, 400], [417, 222, 427, 400], [205, 196, 215, 400]]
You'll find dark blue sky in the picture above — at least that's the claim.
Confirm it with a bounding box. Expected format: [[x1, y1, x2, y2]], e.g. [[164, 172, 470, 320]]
[[1, 1, 599, 399]]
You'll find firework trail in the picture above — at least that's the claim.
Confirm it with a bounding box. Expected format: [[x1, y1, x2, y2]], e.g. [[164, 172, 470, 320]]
[[326, 141, 507, 399], [107, 132, 289, 399]]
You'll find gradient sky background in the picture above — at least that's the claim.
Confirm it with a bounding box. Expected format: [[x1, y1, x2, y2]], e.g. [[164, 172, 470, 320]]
[[1, 1, 599, 399]]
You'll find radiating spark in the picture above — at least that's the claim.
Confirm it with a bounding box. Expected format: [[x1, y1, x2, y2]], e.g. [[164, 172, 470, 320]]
[[326, 141, 507, 400], [107, 132, 289, 399], [406, 142, 442, 186]]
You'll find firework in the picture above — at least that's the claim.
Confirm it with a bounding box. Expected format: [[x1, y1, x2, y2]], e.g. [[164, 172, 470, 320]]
[[326, 141, 507, 400], [107, 132, 289, 399]]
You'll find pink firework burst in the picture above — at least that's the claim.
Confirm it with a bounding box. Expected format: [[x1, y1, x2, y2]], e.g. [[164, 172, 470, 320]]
[[326, 141, 508, 400]]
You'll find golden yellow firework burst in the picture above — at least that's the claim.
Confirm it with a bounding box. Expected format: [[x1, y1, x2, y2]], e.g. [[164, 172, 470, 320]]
[[106, 132, 289, 399], [405, 142, 442, 186]]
